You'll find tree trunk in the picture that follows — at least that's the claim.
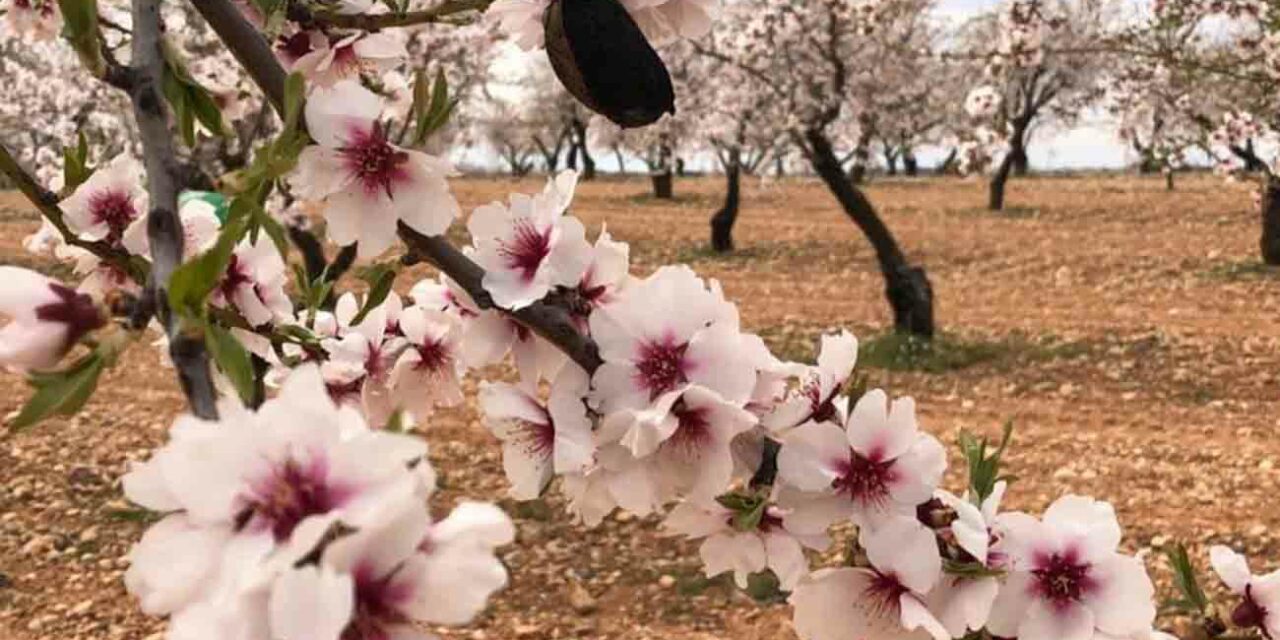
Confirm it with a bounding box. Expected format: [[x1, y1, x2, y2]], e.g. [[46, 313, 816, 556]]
[[1010, 145, 1029, 176], [579, 142, 596, 180], [675, 157, 686, 177], [651, 170, 674, 199], [1261, 179, 1280, 265], [848, 164, 866, 185], [710, 149, 741, 253], [803, 129, 934, 337], [1165, 170, 1174, 191], [903, 152, 918, 177], [989, 150, 1015, 211], [884, 151, 898, 176], [937, 148, 958, 175], [774, 154, 785, 178], [614, 148, 626, 174], [566, 144, 578, 171]]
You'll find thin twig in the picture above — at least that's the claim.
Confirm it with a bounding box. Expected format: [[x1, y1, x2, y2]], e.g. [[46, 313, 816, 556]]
[[192, 0, 603, 375], [302, 0, 492, 31], [128, 0, 219, 419], [0, 141, 147, 283]]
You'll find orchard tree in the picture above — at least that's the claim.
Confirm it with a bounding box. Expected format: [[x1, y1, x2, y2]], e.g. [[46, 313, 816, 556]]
[[1115, 0, 1280, 263], [3, 2, 1280, 640], [700, 0, 937, 337], [956, 0, 1111, 210]]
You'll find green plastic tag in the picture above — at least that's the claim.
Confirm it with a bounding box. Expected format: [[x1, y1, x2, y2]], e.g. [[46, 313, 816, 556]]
[[178, 191, 230, 224]]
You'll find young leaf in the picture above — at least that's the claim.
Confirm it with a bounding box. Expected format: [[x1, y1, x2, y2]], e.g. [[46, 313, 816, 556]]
[[168, 214, 249, 319], [62, 131, 93, 193], [10, 353, 106, 430], [283, 72, 307, 136], [1163, 543, 1210, 614], [960, 420, 1014, 502], [205, 323, 256, 405], [349, 263, 397, 326], [413, 68, 450, 144]]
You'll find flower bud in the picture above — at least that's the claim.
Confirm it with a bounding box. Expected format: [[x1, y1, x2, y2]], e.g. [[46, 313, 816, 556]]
[[543, 0, 675, 128]]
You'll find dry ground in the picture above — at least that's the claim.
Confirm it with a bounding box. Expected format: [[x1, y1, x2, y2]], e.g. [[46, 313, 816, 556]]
[[0, 173, 1277, 639]]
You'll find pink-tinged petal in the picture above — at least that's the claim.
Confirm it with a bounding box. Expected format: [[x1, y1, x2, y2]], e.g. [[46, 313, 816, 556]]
[[885, 434, 947, 507], [393, 153, 459, 236], [764, 531, 808, 591], [304, 80, 383, 148], [663, 501, 729, 538], [777, 422, 850, 492], [790, 568, 927, 640], [927, 576, 1000, 638], [482, 264, 551, 311], [480, 382, 547, 426], [0, 321, 67, 371], [847, 390, 918, 461], [898, 593, 950, 640], [502, 439, 553, 500], [1254, 573, 1280, 639], [125, 515, 233, 615], [269, 566, 354, 640], [1086, 554, 1157, 636], [351, 31, 407, 60], [466, 202, 511, 242], [291, 146, 353, 201], [586, 304, 635, 362], [602, 388, 682, 457], [861, 516, 941, 595], [591, 360, 653, 414], [548, 365, 596, 474], [1020, 598, 1094, 640], [1043, 494, 1122, 557], [406, 549, 507, 626], [985, 570, 1035, 638], [431, 501, 515, 549], [461, 311, 516, 366], [816, 330, 858, 381], [776, 490, 851, 537], [0, 266, 56, 316], [700, 532, 766, 588], [685, 323, 757, 405], [329, 190, 399, 260], [1209, 545, 1252, 594], [546, 216, 591, 287], [936, 490, 990, 565]]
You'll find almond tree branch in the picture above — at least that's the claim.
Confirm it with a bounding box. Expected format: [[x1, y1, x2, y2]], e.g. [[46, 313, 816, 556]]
[[296, 0, 492, 31], [190, 0, 603, 375], [0, 142, 148, 283], [127, 0, 219, 419]]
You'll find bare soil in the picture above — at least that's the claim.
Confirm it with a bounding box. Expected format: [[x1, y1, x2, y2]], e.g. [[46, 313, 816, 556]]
[[0, 173, 1276, 639]]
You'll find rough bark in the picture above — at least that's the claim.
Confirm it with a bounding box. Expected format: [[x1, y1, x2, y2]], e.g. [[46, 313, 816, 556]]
[[570, 118, 596, 180], [884, 149, 898, 176], [804, 129, 934, 337], [989, 125, 1027, 211], [1010, 145, 1029, 177], [710, 149, 741, 253], [1261, 179, 1280, 266], [1165, 170, 1174, 191], [937, 148, 958, 175], [903, 152, 918, 177], [651, 170, 674, 199]]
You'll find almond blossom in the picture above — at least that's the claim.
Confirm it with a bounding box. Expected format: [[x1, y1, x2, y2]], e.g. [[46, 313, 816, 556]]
[[121, 365, 434, 617], [663, 495, 828, 591], [776, 389, 946, 529], [479, 366, 595, 499], [0, 266, 105, 372], [212, 233, 294, 328], [1209, 546, 1280, 639], [59, 155, 147, 246], [986, 495, 1157, 640], [388, 304, 465, 419], [290, 81, 460, 260], [790, 517, 948, 640], [598, 384, 757, 502], [621, 0, 720, 44], [925, 484, 1008, 637], [268, 495, 513, 640], [556, 226, 632, 332], [588, 265, 760, 414], [3, 0, 60, 40], [468, 170, 587, 310], [486, 0, 551, 50], [763, 330, 857, 432], [320, 292, 407, 424], [283, 30, 407, 88]]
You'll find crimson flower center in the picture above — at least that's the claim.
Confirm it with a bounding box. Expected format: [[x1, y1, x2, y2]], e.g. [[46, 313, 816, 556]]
[[342, 564, 413, 640], [1031, 549, 1095, 608], [665, 402, 711, 455], [34, 284, 105, 351], [413, 339, 451, 372], [339, 123, 410, 199], [242, 456, 349, 541], [1232, 585, 1269, 631], [634, 337, 689, 400], [499, 219, 553, 282], [89, 190, 137, 240], [862, 571, 909, 618], [831, 451, 897, 507]]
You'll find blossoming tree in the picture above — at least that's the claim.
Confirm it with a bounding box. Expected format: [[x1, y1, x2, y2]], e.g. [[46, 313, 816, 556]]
[[1, 0, 1278, 639]]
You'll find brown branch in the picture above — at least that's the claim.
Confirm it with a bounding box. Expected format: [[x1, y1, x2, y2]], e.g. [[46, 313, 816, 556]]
[[0, 141, 148, 283], [128, 0, 219, 419], [300, 0, 492, 31], [190, 0, 603, 375]]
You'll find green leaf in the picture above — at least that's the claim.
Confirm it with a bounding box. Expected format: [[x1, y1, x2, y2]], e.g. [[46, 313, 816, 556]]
[[283, 72, 306, 136], [1163, 543, 1209, 614], [186, 81, 227, 138], [168, 214, 249, 318], [349, 263, 397, 326], [943, 559, 1006, 579], [10, 353, 106, 430], [960, 420, 1014, 502], [161, 68, 196, 147], [413, 68, 451, 145], [205, 323, 256, 405], [62, 131, 92, 193]]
